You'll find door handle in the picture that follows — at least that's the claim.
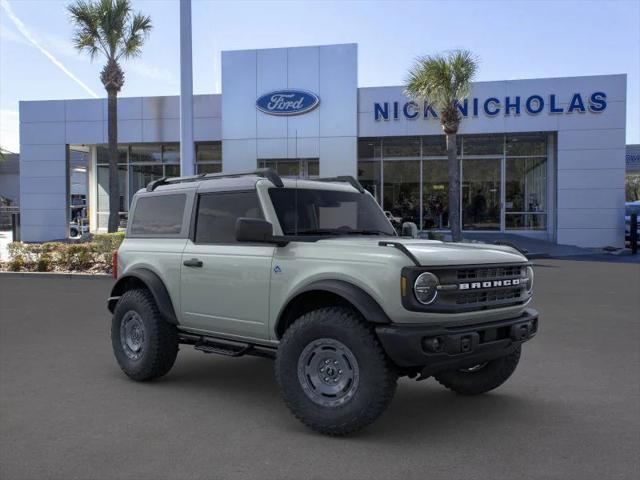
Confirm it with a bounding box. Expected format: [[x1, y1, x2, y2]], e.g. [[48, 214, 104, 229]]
[[183, 258, 203, 268]]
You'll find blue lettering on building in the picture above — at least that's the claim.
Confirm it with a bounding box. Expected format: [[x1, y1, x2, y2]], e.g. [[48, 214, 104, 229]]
[[374, 102, 389, 120], [568, 93, 586, 113], [505, 96, 521, 115], [484, 97, 501, 116], [373, 91, 607, 121], [549, 94, 564, 114], [525, 95, 545, 114], [589, 92, 607, 112], [403, 101, 419, 119], [455, 99, 468, 117], [424, 103, 438, 119]]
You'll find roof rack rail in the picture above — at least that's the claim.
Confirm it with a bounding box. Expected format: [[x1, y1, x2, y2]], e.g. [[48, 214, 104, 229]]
[[146, 168, 283, 192], [315, 175, 365, 193]]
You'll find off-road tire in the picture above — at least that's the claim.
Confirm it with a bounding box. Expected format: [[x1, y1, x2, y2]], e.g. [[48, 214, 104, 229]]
[[434, 347, 522, 395], [111, 288, 179, 381], [275, 307, 397, 436]]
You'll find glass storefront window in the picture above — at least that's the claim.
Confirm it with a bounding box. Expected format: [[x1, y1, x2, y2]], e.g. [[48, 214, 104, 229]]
[[162, 144, 180, 163], [196, 142, 222, 174], [97, 164, 128, 213], [358, 138, 381, 160], [382, 137, 420, 158], [421, 136, 447, 156], [506, 133, 547, 156], [462, 158, 502, 230], [129, 164, 163, 201], [505, 157, 547, 230], [258, 159, 318, 178], [383, 160, 420, 225], [422, 160, 449, 229], [97, 145, 127, 164], [196, 163, 222, 174], [463, 134, 503, 156], [357, 161, 381, 203], [130, 144, 162, 163]]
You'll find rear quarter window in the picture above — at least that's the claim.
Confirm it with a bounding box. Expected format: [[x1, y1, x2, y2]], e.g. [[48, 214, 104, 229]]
[[130, 194, 186, 236], [194, 191, 263, 244]]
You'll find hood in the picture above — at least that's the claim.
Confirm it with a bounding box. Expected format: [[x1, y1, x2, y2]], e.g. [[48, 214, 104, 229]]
[[316, 237, 528, 266]]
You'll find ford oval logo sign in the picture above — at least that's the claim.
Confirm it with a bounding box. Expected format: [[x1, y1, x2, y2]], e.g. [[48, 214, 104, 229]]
[[256, 90, 320, 116]]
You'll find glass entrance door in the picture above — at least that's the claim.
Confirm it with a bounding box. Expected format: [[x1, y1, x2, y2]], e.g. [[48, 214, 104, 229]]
[[461, 158, 502, 230]]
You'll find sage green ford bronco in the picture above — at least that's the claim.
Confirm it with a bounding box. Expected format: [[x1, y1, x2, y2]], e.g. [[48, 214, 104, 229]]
[[108, 169, 538, 435]]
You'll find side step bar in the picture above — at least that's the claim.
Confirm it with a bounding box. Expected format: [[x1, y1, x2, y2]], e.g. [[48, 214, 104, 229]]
[[178, 332, 277, 359]]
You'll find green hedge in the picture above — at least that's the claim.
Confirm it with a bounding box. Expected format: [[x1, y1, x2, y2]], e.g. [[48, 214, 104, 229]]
[[1, 232, 125, 274]]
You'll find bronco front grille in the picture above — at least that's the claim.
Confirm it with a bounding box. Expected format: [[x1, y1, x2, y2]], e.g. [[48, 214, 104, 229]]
[[456, 287, 522, 306], [401, 263, 532, 313], [457, 265, 524, 281]]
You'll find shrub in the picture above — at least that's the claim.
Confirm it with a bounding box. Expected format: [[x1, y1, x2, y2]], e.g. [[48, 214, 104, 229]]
[[36, 254, 52, 272], [92, 232, 125, 253], [8, 255, 25, 272], [1, 233, 124, 274]]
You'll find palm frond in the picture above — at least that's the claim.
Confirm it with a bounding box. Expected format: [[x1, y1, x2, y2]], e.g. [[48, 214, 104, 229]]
[[68, 0, 152, 68], [118, 13, 152, 60], [405, 49, 479, 114]]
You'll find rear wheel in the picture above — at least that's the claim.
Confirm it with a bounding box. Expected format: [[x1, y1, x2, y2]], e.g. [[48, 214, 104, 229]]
[[434, 347, 521, 395], [111, 289, 179, 381], [275, 307, 397, 436]]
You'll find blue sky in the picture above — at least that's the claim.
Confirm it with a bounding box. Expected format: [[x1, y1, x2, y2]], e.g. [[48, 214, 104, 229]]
[[1, 0, 638, 152]]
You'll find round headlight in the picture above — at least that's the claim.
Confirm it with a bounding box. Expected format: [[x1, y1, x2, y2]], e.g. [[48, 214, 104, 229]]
[[525, 266, 534, 293], [414, 272, 439, 305]]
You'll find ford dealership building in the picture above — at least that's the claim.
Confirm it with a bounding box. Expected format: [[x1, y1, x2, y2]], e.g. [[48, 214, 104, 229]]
[[19, 43, 627, 247]]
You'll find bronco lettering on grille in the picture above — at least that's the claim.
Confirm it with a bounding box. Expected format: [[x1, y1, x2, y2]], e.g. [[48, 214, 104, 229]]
[[459, 279, 521, 290]]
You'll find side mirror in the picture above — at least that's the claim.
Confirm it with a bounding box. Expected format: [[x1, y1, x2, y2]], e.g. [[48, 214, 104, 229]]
[[401, 222, 418, 238], [236, 218, 275, 243]]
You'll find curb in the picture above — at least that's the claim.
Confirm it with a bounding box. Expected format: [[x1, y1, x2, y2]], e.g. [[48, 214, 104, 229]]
[[0, 271, 111, 280]]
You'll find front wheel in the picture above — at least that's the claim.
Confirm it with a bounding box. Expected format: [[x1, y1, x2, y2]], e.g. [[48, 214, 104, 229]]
[[434, 347, 522, 395], [275, 307, 397, 436]]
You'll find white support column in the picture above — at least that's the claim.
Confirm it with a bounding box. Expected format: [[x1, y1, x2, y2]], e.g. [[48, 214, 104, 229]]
[[179, 0, 195, 176]]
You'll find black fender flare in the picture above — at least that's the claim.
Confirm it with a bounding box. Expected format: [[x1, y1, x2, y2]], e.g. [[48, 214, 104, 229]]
[[107, 268, 178, 325], [276, 279, 390, 337]]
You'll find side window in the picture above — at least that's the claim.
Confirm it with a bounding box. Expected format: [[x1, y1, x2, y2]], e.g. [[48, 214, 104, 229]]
[[130, 194, 186, 236], [194, 191, 263, 244]]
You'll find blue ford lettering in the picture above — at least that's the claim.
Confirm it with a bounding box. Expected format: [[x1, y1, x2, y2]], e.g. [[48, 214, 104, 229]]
[[256, 90, 320, 116]]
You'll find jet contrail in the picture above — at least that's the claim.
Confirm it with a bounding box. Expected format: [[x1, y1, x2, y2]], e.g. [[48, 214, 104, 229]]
[[1, 0, 100, 98]]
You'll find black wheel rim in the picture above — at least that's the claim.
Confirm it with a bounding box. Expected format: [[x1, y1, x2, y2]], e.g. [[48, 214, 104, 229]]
[[120, 311, 145, 361], [297, 338, 359, 407]]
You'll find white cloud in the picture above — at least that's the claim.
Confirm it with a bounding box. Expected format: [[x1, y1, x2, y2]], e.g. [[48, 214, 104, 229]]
[[0, 0, 99, 98], [0, 109, 19, 153]]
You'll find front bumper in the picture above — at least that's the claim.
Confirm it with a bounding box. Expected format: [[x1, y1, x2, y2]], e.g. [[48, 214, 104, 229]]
[[376, 308, 539, 375]]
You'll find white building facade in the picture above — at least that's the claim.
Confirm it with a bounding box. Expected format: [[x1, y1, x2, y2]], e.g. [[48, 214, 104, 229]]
[[19, 43, 627, 247]]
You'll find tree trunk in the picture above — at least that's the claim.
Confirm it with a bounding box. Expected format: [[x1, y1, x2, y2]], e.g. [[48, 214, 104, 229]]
[[446, 132, 462, 242], [107, 90, 119, 233]]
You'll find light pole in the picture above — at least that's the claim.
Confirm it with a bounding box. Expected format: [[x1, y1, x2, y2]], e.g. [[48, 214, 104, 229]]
[[179, 0, 194, 176]]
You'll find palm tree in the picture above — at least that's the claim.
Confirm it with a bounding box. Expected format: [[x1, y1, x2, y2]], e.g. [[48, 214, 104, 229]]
[[68, 0, 152, 233], [405, 50, 478, 242]]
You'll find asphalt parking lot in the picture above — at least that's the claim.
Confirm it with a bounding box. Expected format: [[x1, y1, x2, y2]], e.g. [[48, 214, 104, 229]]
[[1, 259, 639, 480]]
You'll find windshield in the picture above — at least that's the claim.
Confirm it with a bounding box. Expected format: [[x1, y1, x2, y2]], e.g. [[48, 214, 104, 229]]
[[269, 188, 396, 237]]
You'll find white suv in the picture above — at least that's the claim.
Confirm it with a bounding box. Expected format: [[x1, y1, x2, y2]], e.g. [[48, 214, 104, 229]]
[[108, 169, 538, 435]]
